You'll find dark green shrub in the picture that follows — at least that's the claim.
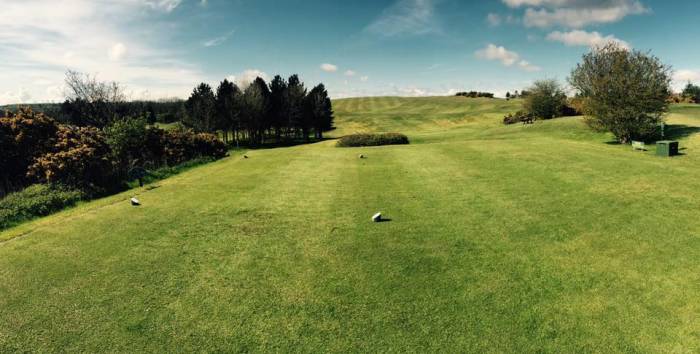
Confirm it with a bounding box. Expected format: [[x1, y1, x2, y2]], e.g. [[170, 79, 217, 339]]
[[104, 116, 149, 168], [0, 184, 83, 230], [193, 133, 228, 159], [337, 133, 409, 147]]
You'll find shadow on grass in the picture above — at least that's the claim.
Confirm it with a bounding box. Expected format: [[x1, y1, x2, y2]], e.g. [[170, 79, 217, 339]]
[[376, 218, 393, 223], [602, 125, 700, 146], [664, 124, 700, 140]]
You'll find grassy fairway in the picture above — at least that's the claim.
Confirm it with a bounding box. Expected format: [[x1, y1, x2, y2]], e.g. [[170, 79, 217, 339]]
[[1, 97, 699, 352]]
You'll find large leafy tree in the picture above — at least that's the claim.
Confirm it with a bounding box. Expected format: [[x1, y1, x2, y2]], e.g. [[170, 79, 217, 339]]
[[184, 83, 216, 133], [569, 43, 672, 143]]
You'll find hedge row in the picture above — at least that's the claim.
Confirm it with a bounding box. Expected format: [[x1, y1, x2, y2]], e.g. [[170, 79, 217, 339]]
[[336, 133, 409, 147], [1, 108, 227, 196]]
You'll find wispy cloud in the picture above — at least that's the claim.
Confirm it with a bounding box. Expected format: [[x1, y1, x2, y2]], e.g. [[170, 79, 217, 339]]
[[502, 0, 649, 28], [547, 30, 630, 49], [203, 30, 235, 47], [475, 44, 541, 72], [144, 0, 183, 13], [366, 0, 441, 37]]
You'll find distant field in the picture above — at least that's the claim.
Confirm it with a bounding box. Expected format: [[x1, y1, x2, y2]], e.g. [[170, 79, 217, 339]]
[[1, 97, 698, 352], [330, 96, 522, 136]]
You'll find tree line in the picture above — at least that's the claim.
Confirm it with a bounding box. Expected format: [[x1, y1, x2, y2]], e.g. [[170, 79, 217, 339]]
[[455, 91, 494, 98], [183, 74, 333, 146]]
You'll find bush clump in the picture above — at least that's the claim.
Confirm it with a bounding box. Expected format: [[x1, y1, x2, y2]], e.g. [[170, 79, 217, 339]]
[[336, 133, 409, 147], [27, 125, 117, 195], [0, 184, 83, 230], [503, 111, 535, 125]]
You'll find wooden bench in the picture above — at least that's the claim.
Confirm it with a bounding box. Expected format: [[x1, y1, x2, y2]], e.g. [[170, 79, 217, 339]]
[[632, 141, 646, 151]]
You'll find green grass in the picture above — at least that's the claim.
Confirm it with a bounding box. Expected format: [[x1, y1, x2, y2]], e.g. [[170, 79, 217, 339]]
[[1, 97, 699, 352]]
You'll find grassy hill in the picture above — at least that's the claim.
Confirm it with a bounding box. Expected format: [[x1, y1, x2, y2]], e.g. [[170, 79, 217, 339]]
[[1, 97, 699, 352]]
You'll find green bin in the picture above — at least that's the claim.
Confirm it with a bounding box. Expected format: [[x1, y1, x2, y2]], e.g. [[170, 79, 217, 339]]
[[656, 140, 679, 157]]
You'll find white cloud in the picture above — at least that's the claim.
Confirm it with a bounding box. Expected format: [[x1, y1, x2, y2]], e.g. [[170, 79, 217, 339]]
[[203, 30, 235, 47], [321, 63, 338, 72], [108, 43, 127, 61], [675, 70, 700, 83], [345, 70, 357, 77], [361, 76, 370, 82], [518, 60, 542, 72], [229, 69, 269, 89], [475, 44, 541, 72], [547, 30, 630, 49], [503, 0, 649, 28], [487, 13, 502, 26], [475, 44, 518, 66], [0, 0, 205, 105], [366, 0, 441, 37]]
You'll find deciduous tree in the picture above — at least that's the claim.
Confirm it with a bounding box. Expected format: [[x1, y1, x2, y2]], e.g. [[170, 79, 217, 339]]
[[523, 79, 567, 120], [569, 43, 672, 143]]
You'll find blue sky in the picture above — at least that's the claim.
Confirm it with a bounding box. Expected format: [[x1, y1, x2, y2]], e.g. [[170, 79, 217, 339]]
[[1, 0, 699, 104]]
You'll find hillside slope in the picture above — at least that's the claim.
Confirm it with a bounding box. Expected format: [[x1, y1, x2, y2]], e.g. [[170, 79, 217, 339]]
[[1, 97, 699, 352]]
